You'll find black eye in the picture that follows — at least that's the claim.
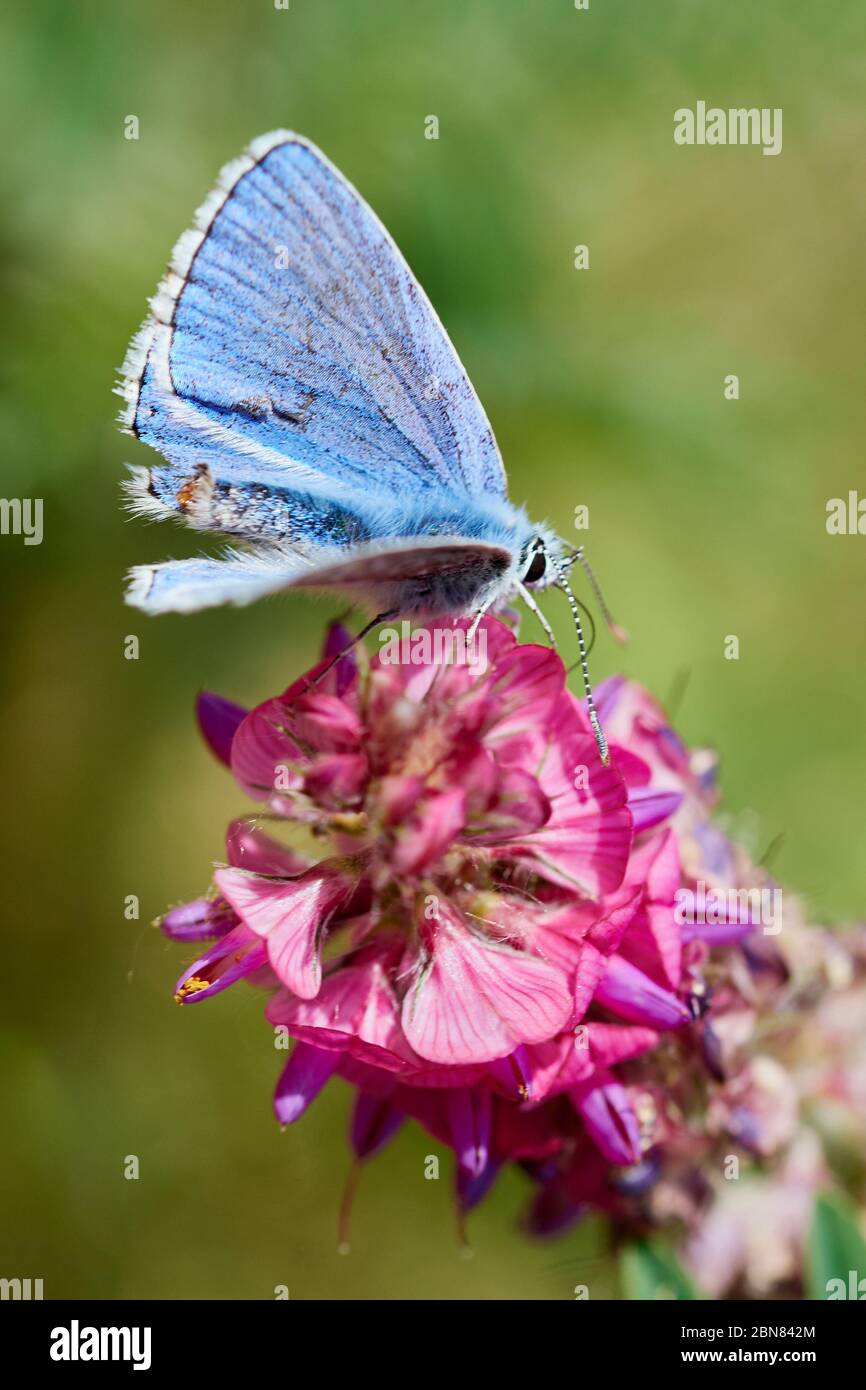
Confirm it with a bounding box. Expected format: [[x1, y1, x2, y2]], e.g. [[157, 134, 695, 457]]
[[524, 546, 547, 583]]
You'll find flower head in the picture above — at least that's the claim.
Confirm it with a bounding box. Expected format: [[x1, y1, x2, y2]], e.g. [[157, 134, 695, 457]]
[[160, 619, 862, 1276]]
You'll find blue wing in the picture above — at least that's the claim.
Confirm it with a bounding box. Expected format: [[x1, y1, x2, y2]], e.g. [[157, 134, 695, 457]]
[[118, 130, 506, 531], [126, 537, 514, 616]]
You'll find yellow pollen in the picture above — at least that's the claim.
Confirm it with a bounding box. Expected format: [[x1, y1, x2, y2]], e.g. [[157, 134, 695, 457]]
[[175, 976, 209, 1002]]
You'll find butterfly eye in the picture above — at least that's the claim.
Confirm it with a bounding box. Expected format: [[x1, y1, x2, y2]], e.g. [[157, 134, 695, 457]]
[[523, 546, 547, 584]]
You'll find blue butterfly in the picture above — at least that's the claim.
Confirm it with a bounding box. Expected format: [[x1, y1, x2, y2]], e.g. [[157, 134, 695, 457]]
[[118, 131, 615, 756]]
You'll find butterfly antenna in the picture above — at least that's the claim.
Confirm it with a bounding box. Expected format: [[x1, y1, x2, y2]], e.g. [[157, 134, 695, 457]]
[[564, 595, 596, 666], [306, 609, 398, 688], [565, 546, 628, 644], [555, 565, 610, 766]]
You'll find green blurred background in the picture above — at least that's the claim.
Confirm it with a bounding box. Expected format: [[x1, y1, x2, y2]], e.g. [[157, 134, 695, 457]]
[[1, 0, 864, 1299]]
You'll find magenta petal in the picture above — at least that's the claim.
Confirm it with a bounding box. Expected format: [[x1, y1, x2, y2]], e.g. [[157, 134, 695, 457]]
[[572, 891, 642, 1019], [292, 691, 363, 752], [457, 1153, 501, 1210], [401, 901, 571, 1064], [483, 643, 565, 733], [350, 1091, 405, 1159], [585, 1021, 660, 1069], [585, 888, 642, 954], [196, 691, 248, 767], [494, 712, 633, 896], [378, 774, 426, 825], [526, 1181, 585, 1237], [677, 880, 762, 944], [390, 788, 466, 875], [174, 924, 266, 1003], [487, 1045, 533, 1099], [447, 1087, 492, 1176], [274, 1042, 341, 1125], [215, 863, 355, 998], [469, 768, 550, 844], [304, 753, 368, 808], [682, 917, 755, 945], [161, 896, 235, 942], [322, 622, 358, 697], [571, 1077, 642, 1166], [627, 786, 683, 832], [266, 942, 418, 1072], [230, 697, 307, 804], [595, 953, 690, 1028], [616, 832, 683, 989]]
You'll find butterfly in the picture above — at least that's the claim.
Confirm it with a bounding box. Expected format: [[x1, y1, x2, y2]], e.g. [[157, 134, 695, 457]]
[[118, 131, 618, 758]]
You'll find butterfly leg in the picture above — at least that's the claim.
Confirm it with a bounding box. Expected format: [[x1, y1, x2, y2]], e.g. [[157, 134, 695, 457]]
[[516, 581, 557, 649], [468, 597, 497, 643], [307, 609, 399, 688]]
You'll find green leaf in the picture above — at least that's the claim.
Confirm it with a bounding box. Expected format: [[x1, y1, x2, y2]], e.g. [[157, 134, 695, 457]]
[[620, 1240, 699, 1300], [806, 1189, 866, 1300]]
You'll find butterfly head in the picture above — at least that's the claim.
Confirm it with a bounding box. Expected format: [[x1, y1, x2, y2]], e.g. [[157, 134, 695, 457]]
[[518, 530, 564, 592]]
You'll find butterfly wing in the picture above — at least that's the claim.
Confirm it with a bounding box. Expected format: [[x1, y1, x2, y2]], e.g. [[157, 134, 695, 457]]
[[126, 537, 513, 616], [119, 130, 507, 534]]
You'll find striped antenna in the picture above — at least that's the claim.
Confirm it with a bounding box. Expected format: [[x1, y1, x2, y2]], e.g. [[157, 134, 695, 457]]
[[555, 564, 610, 765]]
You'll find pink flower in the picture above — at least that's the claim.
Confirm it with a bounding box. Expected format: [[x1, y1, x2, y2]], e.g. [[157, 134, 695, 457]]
[[170, 619, 633, 1076], [161, 618, 863, 1276]]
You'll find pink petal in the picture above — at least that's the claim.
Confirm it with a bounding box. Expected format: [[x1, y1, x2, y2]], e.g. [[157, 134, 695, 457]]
[[303, 753, 368, 808], [616, 830, 682, 989], [467, 767, 550, 844], [230, 696, 307, 805], [572, 891, 642, 1019], [610, 745, 652, 787], [401, 901, 572, 1064], [266, 941, 418, 1072], [513, 1037, 577, 1103], [526, 1023, 660, 1102], [225, 819, 310, 876], [484, 643, 565, 729], [573, 943, 611, 1021], [492, 707, 632, 896], [291, 690, 363, 752], [377, 774, 426, 826], [390, 788, 466, 875], [585, 1021, 660, 1068], [215, 862, 355, 998]]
